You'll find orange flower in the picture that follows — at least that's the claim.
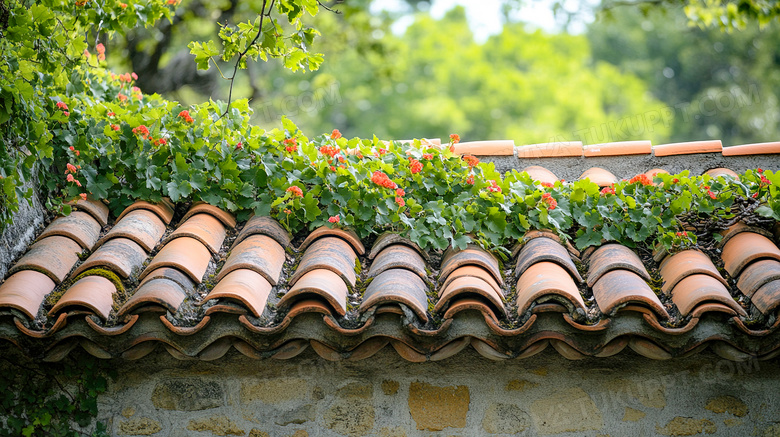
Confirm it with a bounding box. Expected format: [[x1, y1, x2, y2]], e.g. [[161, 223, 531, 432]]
[[629, 174, 652, 186], [463, 155, 479, 168], [423, 153, 433, 160], [80, 193, 87, 200], [600, 186, 615, 196], [541, 182, 554, 188], [449, 134, 460, 144], [466, 175, 475, 185], [331, 129, 342, 140], [328, 215, 340, 223], [396, 188, 405, 196], [286, 186, 303, 198], [409, 159, 422, 174], [395, 197, 405, 207]]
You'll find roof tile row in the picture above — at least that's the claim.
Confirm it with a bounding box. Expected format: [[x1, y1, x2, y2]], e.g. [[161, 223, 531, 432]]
[[452, 139, 780, 157]]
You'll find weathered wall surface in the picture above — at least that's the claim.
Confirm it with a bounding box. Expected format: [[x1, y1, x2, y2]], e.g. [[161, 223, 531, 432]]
[[0, 181, 45, 279], [95, 348, 780, 437]]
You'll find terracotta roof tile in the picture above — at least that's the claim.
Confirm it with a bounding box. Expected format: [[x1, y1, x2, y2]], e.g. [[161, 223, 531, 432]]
[[521, 166, 558, 184], [440, 265, 501, 296], [515, 236, 582, 282], [167, 213, 226, 254], [289, 237, 357, 288], [453, 140, 514, 156], [360, 268, 428, 322], [204, 269, 272, 317], [97, 209, 165, 252], [118, 276, 189, 318], [232, 215, 290, 249], [659, 250, 727, 294], [583, 140, 652, 157], [722, 141, 780, 156], [653, 140, 722, 156], [736, 259, 780, 297], [669, 274, 746, 317], [280, 269, 348, 316], [117, 200, 175, 225], [37, 211, 102, 250], [515, 141, 582, 158], [68, 198, 110, 227], [72, 237, 147, 279], [750, 280, 780, 315], [49, 275, 116, 320], [515, 262, 586, 314], [5, 191, 780, 362], [216, 234, 285, 285], [704, 168, 740, 179], [0, 270, 56, 319], [180, 202, 237, 228], [367, 244, 427, 281], [440, 245, 503, 286], [8, 236, 82, 283], [592, 270, 668, 319], [586, 244, 650, 287], [721, 232, 780, 277], [367, 232, 427, 261], [299, 226, 365, 255], [578, 167, 619, 187], [140, 236, 212, 284], [435, 275, 505, 317]]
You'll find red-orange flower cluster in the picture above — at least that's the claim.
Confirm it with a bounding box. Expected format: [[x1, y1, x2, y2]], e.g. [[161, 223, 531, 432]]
[[396, 188, 405, 197], [541, 193, 557, 210], [423, 153, 433, 160], [56, 102, 68, 111], [331, 129, 342, 140], [676, 231, 688, 237], [409, 158, 422, 174], [486, 180, 501, 193], [466, 175, 475, 185], [178, 110, 194, 123], [449, 134, 460, 144], [371, 171, 397, 189], [328, 215, 340, 223], [319, 145, 339, 157], [395, 197, 405, 207], [132, 125, 150, 138], [541, 182, 554, 188], [600, 186, 615, 196], [629, 174, 652, 186], [286, 186, 303, 198], [463, 155, 479, 168]]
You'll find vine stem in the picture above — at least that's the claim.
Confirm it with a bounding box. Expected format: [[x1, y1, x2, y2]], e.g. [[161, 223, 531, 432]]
[[221, 0, 275, 118]]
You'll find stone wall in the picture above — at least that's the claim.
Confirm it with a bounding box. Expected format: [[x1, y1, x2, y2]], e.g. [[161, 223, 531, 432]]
[[0, 180, 45, 279], [91, 347, 780, 436]]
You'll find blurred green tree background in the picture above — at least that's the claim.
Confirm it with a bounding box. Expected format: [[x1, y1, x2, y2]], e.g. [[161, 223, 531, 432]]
[[105, 0, 780, 146]]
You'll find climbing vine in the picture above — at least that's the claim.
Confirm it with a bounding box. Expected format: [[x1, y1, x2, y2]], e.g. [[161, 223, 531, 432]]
[[0, 353, 115, 437]]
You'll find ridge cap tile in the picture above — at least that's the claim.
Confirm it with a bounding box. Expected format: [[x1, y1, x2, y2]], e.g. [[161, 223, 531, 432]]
[[751, 280, 780, 315], [653, 139, 722, 157], [367, 232, 428, 261], [578, 167, 619, 187], [435, 275, 506, 317], [670, 274, 746, 317], [515, 141, 583, 158], [722, 141, 780, 156], [453, 140, 514, 156], [440, 245, 503, 286], [520, 166, 558, 184], [439, 265, 501, 296], [583, 140, 652, 157], [736, 259, 780, 297]]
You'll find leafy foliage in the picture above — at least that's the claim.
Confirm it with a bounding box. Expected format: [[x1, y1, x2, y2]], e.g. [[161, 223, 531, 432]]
[[0, 353, 115, 436]]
